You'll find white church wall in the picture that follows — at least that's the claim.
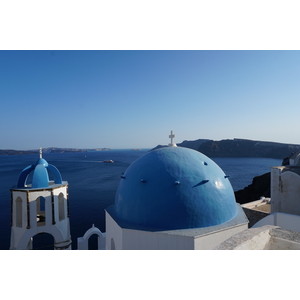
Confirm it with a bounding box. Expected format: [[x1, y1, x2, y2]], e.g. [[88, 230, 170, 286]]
[[105, 204, 249, 250], [271, 167, 300, 215], [52, 186, 68, 223], [13, 223, 68, 250], [77, 225, 106, 250], [10, 185, 71, 250], [105, 212, 123, 250], [49, 186, 72, 249], [122, 229, 194, 250], [10, 190, 31, 249], [11, 191, 26, 228], [108, 223, 248, 250], [105, 211, 194, 250], [253, 212, 300, 233]]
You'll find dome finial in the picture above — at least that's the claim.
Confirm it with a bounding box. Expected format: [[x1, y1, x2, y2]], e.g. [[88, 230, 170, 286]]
[[168, 131, 177, 147], [39, 147, 43, 158]]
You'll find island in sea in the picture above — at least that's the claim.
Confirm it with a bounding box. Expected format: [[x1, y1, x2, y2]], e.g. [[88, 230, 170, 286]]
[[0, 147, 112, 155], [152, 138, 300, 159], [2, 138, 300, 158]]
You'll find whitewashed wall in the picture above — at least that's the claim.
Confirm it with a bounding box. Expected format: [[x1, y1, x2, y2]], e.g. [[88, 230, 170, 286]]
[[271, 166, 300, 215]]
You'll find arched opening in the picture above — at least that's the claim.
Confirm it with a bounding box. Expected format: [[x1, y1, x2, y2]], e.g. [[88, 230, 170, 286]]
[[16, 197, 22, 228], [32, 232, 55, 250], [88, 234, 99, 250], [58, 193, 65, 221], [111, 238, 116, 250], [36, 196, 46, 225]]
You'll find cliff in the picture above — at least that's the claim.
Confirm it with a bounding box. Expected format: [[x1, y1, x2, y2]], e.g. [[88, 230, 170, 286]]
[[234, 172, 271, 204], [234, 156, 289, 204], [178, 139, 211, 150], [151, 139, 211, 151], [197, 139, 300, 159], [152, 138, 300, 159], [0, 147, 111, 155], [48, 148, 87, 153], [0, 149, 37, 155]]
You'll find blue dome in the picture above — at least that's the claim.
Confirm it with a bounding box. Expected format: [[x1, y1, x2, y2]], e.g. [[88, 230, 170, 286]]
[[17, 157, 63, 189], [114, 147, 237, 230]]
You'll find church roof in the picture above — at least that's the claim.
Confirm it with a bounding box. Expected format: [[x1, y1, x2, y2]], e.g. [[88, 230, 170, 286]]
[[16, 149, 62, 189], [113, 146, 237, 231]]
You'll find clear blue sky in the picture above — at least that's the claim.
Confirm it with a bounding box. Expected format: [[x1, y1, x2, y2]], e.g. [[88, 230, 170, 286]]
[[1, 50, 300, 149]]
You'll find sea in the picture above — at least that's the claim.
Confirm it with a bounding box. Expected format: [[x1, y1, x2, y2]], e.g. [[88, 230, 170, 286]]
[[0, 150, 282, 250]]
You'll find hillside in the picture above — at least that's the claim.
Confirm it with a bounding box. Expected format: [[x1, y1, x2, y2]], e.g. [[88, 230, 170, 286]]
[[152, 138, 300, 159], [234, 172, 271, 204], [151, 139, 211, 151], [0, 147, 111, 155], [197, 139, 300, 159], [0, 149, 37, 155]]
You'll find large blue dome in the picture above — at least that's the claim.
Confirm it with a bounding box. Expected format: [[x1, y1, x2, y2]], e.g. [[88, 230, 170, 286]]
[[114, 147, 237, 230]]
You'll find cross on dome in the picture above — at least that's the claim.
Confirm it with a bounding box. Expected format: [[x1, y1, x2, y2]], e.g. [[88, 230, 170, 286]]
[[39, 148, 43, 158], [168, 131, 177, 147]]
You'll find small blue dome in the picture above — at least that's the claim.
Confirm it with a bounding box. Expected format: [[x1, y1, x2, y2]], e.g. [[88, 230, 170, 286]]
[[17, 157, 62, 189], [114, 147, 237, 230]]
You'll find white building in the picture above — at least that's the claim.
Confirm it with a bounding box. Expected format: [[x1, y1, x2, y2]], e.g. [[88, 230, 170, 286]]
[[216, 149, 300, 250], [105, 133, 248, 250], [10, 149, 72, 250], [270, 152, 300, 215], [9, 133, 251, 250], [14, 133, 300, 250]]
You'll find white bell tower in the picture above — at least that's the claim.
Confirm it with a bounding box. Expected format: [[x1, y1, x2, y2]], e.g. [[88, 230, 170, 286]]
[[10, 149, 72, 250]]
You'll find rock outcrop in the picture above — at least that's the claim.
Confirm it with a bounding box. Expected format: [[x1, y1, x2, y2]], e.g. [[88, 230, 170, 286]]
[[234, 172, 271, 205], [234, 154, 295, 204]]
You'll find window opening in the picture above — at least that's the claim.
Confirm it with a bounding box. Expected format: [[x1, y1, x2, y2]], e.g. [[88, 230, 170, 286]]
[[58, 193, 65, 221], [111, 238, 116, 250], [36, 196, 46, 225], [16, 197, 22, 227]]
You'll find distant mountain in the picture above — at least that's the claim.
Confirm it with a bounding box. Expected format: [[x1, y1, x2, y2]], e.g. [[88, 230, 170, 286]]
[[47, 147, 87, 153], [0, 147, 112, 155], [46, 147, 112, 153], [198, 139, 300, 159], [178, 139, 211, 150], [0, 149, 37, 155], [151, 139, 211, 151], [151, 138, 300, 159]]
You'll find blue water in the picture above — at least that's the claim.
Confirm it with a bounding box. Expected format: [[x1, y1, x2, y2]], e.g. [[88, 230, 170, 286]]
[[0, 150, 282, 250]]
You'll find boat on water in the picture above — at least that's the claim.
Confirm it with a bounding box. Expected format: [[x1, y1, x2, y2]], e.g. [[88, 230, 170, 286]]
[[104, 160, 114, 163]]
